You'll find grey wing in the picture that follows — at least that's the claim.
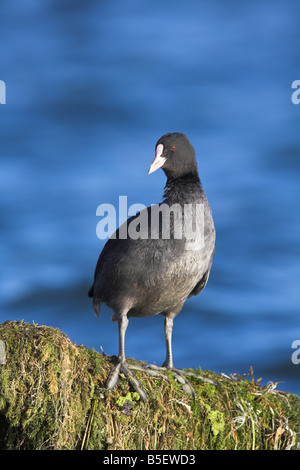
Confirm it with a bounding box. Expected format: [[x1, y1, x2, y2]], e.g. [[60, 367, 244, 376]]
[[188, 249, 215, 298]]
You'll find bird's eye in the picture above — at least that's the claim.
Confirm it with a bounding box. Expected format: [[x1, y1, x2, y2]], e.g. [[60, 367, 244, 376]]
[[170, 146, 176, 151]]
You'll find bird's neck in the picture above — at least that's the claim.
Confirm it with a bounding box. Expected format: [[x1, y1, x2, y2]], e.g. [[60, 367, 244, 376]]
[[162, 172, 204, 204]]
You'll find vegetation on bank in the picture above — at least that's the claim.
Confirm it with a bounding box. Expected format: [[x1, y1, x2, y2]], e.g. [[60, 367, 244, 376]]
[[0, 320, 299, 450]]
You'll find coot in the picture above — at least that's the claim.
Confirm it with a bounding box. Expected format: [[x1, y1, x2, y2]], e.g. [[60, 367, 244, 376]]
[[88, 132, 216, 400]]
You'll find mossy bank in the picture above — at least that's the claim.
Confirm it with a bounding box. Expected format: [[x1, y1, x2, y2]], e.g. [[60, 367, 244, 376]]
[[0, 320, 299, 450]]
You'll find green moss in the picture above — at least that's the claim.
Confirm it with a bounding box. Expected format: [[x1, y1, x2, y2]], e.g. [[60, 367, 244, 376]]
[[203, 404, 225, 437], [115, 392, 140, 408], [0, 320, 299, 450]]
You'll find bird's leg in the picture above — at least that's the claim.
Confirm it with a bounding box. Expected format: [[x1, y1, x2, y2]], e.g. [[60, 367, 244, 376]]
[[106, 314, 147, 401], [118, 314, 128, 364], [162, 316, 196, 398], [105, 315, 127, 390], [133, 315, 195, 398], [162, 316, 174, 368]]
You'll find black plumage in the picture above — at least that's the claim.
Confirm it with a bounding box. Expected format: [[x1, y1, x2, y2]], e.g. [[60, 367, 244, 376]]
[[88, 132, 216, 399]]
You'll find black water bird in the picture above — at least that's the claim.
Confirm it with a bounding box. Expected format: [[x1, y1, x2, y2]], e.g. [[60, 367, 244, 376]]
[[88, 132, 216, 400]]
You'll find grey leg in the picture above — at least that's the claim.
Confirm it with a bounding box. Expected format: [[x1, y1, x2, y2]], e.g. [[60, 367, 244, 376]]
[[134, 315, 196, 398], [106, 315, 128, 390], [118, 314, 128, 363], [162, 316, 174, 368], [105, 314, 147, 401], [163, 315, 195, 398]]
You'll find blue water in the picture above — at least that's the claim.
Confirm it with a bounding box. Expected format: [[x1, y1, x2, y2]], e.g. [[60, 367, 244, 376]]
[[1, 1, 300, 395]]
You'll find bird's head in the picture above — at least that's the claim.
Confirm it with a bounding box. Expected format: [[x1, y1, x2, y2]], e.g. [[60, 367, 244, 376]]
[[148, 132, 198, 180]]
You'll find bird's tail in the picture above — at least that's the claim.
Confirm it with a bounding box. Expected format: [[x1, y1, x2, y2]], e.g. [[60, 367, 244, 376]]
[[88, 285, 101, 317], [93, 299, 101, 317]]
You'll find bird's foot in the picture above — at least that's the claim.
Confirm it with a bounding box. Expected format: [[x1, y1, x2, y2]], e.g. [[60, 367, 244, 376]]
[[168, 367, 219, 397], [169, 367, 196, 398], [106, 360, 147, 402], [130, 364, 218, 399], [182, 370, 219, 387], [129, 363, 169, 379], [129, 363, 196, 398]]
